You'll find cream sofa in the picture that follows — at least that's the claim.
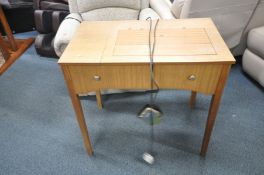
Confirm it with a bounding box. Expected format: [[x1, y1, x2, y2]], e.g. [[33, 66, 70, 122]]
[[242, 26, 264, 87]]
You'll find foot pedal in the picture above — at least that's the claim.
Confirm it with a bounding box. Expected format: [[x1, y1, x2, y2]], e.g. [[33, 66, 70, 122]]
[[138, 104, 163, 125]]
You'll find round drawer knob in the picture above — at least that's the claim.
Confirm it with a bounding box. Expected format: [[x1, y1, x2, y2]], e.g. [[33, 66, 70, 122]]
[[93, 75, 101, 81], [188, 75, 196, 81]]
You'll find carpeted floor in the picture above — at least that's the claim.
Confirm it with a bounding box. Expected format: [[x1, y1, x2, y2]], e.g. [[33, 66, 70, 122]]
[[0, 32, 263, 175]]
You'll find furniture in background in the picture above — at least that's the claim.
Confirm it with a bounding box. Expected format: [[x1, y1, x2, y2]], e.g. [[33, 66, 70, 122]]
[[0, 0, 35, 34], [54, 0, 159, 57], [151, 0, 264, 56], [242, 26, 264, 87], [34, 0, 69, 57], [0, 5, 34, 75], [59, 19, 235, 156]]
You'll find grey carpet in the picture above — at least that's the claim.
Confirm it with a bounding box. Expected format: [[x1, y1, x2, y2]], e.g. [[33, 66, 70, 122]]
[[0, 32, 263, 175]]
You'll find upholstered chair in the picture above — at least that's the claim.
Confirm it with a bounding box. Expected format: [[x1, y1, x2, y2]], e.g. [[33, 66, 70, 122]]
[[54, 0, 160, 57], [242, 26, 264, 87], [34, 0, 69, 57]]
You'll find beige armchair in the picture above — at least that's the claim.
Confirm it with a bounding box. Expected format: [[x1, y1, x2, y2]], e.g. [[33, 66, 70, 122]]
[[54, 0, 160, 57], [242, 26, 264, 87]]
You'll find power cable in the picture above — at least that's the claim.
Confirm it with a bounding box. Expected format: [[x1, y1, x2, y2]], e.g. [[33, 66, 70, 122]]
[[141, 17, 160, 165]]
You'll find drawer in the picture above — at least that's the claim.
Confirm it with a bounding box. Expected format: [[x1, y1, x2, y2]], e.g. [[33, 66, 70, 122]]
[[155, 64, 223, 94], [67, 65, 151, 93]]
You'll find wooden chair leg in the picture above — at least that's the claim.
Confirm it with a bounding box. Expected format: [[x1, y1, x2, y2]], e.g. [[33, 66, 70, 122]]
[[0, 6, 18, 51], [96, 90, 103, 110], [189, 91, 197, 109]]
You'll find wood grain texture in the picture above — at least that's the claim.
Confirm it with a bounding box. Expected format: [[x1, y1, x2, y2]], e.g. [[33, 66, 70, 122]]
[[155, 64, 223, 94], [58, 18, 235, 64], [200, 65, 231, 156], [59, 18, 236, 156], [114, 28, 216, 56], [189, 91, 197, 109], [96, 90, 103, 110], [61, 66, 93, 155], [67, 65, 151, 94], [0, 7, 34, 75], [0, 38, 34, 76], [66, 64, 222, 95]]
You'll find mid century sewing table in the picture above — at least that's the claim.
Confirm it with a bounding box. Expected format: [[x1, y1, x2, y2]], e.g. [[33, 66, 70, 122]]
[[58, 18, 236, 156]]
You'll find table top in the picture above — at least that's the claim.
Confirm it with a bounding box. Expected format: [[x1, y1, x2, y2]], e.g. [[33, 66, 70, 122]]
[[58, 18, 235, 65]]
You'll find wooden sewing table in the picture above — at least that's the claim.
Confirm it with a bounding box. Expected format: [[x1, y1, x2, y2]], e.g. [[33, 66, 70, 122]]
[[58, 18, 235, 156]]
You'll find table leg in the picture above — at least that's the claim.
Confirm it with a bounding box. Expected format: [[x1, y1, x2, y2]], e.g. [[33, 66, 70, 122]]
[[200, 65, 231, 156], [62, 66, 93, 155], [189, 91, 197, 109], [96, 90, 103, 110]]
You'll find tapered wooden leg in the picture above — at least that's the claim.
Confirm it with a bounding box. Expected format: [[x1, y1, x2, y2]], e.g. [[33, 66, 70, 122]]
[[200, 94, 221, 156], [62, 67, 93, 155], [200, 65, 231, 156], [96, 90, 103, 110], [189, 91, 197, 109], [69, 92, 93, 155]]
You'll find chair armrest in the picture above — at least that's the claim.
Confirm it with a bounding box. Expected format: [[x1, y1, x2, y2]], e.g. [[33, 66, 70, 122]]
[[52, 11, 69, 32], [150, 0, 175, 19], [54, 13, 82, 57], [139, 8, 160, 20]]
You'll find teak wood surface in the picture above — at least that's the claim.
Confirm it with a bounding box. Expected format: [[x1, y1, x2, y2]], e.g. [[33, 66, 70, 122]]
[[59, 18, 235, 156]]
